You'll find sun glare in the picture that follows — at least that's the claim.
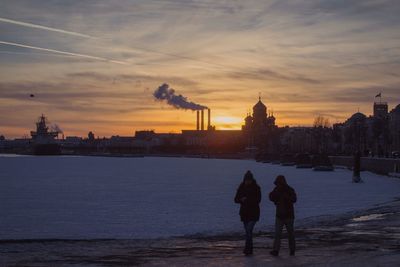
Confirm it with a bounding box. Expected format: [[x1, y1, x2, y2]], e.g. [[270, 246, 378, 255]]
[[213, 116, 242, 129]]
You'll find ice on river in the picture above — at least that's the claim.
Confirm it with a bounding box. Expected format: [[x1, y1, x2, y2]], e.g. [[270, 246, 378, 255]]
[[1, 155, 399, 239]]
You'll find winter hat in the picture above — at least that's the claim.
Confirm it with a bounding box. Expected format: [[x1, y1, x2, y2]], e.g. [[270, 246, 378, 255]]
[[274, 175, 287, 186], [244, 170, 254, 181]]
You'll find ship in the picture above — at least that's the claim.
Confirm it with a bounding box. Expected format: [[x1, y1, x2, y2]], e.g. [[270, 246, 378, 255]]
[[30, 114, 61, 155]]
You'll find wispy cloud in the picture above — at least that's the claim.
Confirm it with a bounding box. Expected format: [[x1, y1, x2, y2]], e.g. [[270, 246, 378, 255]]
[[0, 17, 94, 38], [0, 41, 128, 65], [221, 68, 321, 84], [67, 71, 199, 87], [1, 0, 400, 136]]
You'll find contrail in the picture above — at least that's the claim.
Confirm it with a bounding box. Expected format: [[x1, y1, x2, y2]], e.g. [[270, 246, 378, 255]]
[[0, 18, 250, 71], [0, 50, 80, 58], [0, 17, 94, 38], [0, 41, 128, 65], [0, 18, 251, 72], [0, 18, 292, 78], [0, 17, 216, 68]]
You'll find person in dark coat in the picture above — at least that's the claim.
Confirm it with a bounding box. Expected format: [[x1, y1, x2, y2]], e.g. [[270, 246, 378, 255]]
[[234, 170, 261, 255], [269, 175, 297, 256]]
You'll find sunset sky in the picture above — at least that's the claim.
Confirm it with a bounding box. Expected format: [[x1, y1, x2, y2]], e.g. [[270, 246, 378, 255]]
[[1, 0, 400, 138]]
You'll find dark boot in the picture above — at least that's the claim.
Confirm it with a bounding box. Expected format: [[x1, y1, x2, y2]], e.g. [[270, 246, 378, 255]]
[[270, 250, 279, 256], [244, 247, 253, 256]]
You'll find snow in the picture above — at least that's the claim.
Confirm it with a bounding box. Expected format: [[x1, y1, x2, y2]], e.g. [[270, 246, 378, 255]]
[[1, 155, 400, 240]]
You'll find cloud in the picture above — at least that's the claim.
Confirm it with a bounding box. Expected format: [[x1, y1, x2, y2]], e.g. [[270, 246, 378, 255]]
[[329, 85, 400, 104], [67, 71, 199, 87], [1, 0, 400, 136], [222, 68, 321, 84], [0, 41, 128, 65], [0, 80, 158, 115], [0, 17, 94, 38]]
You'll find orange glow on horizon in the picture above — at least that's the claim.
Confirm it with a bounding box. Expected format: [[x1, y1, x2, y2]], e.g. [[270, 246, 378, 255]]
[[212, 116, 242, 130]]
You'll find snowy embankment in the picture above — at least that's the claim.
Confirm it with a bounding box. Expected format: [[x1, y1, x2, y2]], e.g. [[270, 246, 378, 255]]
[[1, 155, 399, 240]]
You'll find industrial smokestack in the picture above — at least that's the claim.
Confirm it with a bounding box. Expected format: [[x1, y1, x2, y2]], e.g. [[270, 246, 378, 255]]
[[207, 109, 211, 130], [201, 109, 204, 131], [196, 110, 200, 131]]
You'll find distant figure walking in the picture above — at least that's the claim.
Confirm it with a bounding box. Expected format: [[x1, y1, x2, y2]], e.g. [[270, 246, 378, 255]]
[[234, 170, 261, 255], [269, 175, 297, 256]]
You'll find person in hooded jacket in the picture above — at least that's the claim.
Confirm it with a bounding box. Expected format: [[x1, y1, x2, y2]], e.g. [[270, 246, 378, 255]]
[[234, 170, 261, 255], [269, 175, 297, 256]]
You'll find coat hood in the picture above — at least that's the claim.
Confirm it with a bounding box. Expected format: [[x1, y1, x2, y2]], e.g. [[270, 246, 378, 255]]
[[243, 170, 254, 182], [241, 170, 259, 187], [274, 175, 288, 186]]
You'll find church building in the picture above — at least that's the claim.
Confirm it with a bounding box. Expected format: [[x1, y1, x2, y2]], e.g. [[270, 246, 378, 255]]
[[242, 96, 277, 150]]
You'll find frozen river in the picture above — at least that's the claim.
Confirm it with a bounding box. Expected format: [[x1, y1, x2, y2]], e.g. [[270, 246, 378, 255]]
[[1, 155, 400, 240]]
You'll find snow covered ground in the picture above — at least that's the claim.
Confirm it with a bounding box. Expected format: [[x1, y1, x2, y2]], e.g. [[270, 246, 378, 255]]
[[1, 155, 400, 240]]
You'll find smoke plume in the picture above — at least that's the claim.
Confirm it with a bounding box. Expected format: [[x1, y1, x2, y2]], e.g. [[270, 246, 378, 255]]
[[51, 124, 63, 134], [153, 83, 207, 110]]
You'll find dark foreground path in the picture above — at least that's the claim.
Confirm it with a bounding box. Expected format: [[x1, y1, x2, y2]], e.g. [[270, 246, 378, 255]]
[[1, 200, 400, 267]]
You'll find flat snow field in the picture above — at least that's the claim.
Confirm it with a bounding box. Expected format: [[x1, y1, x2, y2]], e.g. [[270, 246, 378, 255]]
[[1, 155, 399, 240]]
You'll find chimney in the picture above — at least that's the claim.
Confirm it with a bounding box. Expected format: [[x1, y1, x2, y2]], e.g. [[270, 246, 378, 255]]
[[196, 110, 200, 131], [207, 109, 211, 130], [201, 109, 204, 131]]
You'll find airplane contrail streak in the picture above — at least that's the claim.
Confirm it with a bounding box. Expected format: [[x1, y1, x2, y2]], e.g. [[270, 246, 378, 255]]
[[0, 50, 80, 58], [0, 17, 265, 74], [0, 41, 128, 65], [0, 17, 94, 38]]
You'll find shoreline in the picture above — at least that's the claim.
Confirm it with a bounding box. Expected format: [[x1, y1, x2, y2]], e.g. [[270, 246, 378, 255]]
[[2, 153, 400, 178], [2, 199, 399, 266], [0, 152, 252, 160]]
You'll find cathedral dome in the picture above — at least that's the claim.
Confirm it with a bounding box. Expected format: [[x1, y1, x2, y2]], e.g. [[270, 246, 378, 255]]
[[253, 98, 267, 113], [245, 114, 252, 123], [349, 112, 366, 120], [346, 112, 366, 124]]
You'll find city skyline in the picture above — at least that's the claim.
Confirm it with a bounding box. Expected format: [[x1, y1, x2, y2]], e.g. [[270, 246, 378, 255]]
[[1, 1, 400, 138], [2, 94, 398, 140]]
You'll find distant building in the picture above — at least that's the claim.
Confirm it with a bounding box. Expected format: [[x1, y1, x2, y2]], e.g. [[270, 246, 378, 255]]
[[0, 138, 31, 153], [108, 136, 135, 147], [133, 130, 182, 153], [281, 127, 315, 154], [389, 104, 400, 153], [332, 99, 396, 156], [373, 101, 388, 118], [242, 96, 277, 151], [181, 129, 244, 153], [88, 131, 95, 141], [343, 112, 369, 155], [64, 136, 83, 146], [3, 96, 399, 158]]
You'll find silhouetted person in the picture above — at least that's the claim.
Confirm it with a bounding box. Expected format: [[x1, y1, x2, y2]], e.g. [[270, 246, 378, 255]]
[[234, 170, 261, 255], [269, 175, 297, 256], [353, 150, 362, 183]]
